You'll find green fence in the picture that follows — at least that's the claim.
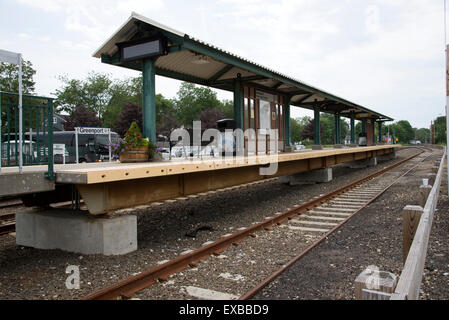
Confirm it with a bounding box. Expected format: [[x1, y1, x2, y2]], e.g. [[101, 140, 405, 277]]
[[0, 91, 54, 179]]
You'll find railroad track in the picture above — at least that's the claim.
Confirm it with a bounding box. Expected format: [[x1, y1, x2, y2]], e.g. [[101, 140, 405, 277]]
[[82, 147, 434, 300], [0, 213, 16, 235], [0, 198, 22, 235]]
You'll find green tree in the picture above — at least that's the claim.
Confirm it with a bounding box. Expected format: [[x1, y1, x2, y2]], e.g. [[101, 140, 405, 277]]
[[415, 128, 430, 143], [290, 116, 310, 143], [0, 60, 36, 94], [391, 120, 415, 143], [103, 77, 142, 128], [53, 72, 112, 120], [174, 82, 227, 127], [433, 116, 446, 144]]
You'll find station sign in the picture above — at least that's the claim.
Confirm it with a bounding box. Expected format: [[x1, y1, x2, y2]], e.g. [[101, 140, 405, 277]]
[[75, 127, 110, 135], [74, 127, 112, 164], [118, 36, 168, 62]]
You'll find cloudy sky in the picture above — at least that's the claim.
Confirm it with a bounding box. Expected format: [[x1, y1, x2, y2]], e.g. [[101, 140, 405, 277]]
[[0, 0, 446, 129]]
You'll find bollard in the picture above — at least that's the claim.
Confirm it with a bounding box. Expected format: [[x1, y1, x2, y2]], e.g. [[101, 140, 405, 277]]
[[402, 205, 423, 264], [354, 266, 398, 300], [419, 184, 432, 208], [426, 173, 436, 186]]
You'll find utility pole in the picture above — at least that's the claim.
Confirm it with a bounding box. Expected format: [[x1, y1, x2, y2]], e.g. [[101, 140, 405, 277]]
[[446, 44, 449, 195]]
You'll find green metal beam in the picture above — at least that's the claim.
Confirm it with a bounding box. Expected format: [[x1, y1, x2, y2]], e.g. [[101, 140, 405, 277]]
[[272, 81, 283, 89], [212, 75, 267, 85], [208, 64, 234, 83]]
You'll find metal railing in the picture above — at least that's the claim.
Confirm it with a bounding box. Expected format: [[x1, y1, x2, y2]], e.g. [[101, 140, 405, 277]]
[[0, 91, 54, 179]]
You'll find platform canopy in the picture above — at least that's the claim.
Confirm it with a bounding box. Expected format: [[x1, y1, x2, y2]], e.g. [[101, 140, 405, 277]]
[[93, 12, 393, 122]]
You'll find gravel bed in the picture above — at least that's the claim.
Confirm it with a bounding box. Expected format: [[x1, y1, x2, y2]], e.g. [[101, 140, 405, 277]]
[[253, 149, 445, 300], [0, 147, 419, 299]]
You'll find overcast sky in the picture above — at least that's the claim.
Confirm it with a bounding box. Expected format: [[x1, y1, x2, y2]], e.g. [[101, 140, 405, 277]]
[[0, 0, 446, 129]]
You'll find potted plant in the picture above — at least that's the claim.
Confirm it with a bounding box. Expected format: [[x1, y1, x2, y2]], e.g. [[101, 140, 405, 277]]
[[112, 122, 156, 163]]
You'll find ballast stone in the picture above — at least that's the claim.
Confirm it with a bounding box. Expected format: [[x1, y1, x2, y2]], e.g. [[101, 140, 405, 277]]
[[16, 209, 137, 255]]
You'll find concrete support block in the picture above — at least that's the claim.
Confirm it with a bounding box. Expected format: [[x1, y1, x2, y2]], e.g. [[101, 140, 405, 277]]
[[333, 144, 344, 149], [285, 168, 332, 185], [16, 209, 137, 255], [377, 150, 396, 162], [355, 266, 398, 300], [0, 172, 55, 197], [345, 157, 377, 169], [312, 145, 323, 150]]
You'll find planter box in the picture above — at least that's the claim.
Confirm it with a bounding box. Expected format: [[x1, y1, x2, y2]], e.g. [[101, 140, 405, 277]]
[[120, 146, 149, 163]]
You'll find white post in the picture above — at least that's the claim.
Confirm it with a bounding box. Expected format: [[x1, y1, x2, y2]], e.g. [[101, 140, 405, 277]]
[[18, 53, 23, 173], [63, 144, 66, 165], [29, 127, 32, 160], [75, 128, 79, 164], [108, 131, 111, 162], [0, 92, 2, 173], [446, 44, 449, 195]]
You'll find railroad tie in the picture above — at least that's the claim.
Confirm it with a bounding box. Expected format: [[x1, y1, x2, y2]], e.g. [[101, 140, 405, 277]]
[[290, 219, 338, 227], [301, 215, 346, 221], [307, 210, 351, 217], [314, 206, 354, 212], [287, 225, 329, 233]]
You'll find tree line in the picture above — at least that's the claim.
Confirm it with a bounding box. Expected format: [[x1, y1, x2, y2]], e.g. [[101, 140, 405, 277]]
[[0, 60, 440, 144]]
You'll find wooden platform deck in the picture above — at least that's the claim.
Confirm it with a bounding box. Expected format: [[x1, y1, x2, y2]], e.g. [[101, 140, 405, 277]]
[[54, 145, 397, 184]]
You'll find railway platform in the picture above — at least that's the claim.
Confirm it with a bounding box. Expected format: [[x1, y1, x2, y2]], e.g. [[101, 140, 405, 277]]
[[3, 145, 397, 255]]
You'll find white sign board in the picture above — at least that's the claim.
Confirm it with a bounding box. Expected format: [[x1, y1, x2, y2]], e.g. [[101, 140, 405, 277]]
[[0, 49, 20, 65], [75, 127, 110, 135], [74, 127, 111, 164], [256, 90, 275, 103]]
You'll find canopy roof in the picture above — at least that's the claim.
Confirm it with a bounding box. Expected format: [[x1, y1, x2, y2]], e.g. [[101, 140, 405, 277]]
[[93, 12, 393, 121]]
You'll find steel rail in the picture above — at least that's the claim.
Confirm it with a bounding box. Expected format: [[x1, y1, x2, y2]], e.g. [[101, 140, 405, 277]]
[[239, 149, 433, 300], [82, 148, 425, 300]]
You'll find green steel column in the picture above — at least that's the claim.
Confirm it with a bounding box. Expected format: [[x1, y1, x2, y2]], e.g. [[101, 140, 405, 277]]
[[350, 112, 355, 144], [377, 121, 382, 142], [334, 113, 341, 144], [284, 96, 291, 147], [233, 78, 243, 153], [361, 118, 366, 134], [314, 106, 320, 145], [142, 58, 156, 143], [233, 78, 243, 129]]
